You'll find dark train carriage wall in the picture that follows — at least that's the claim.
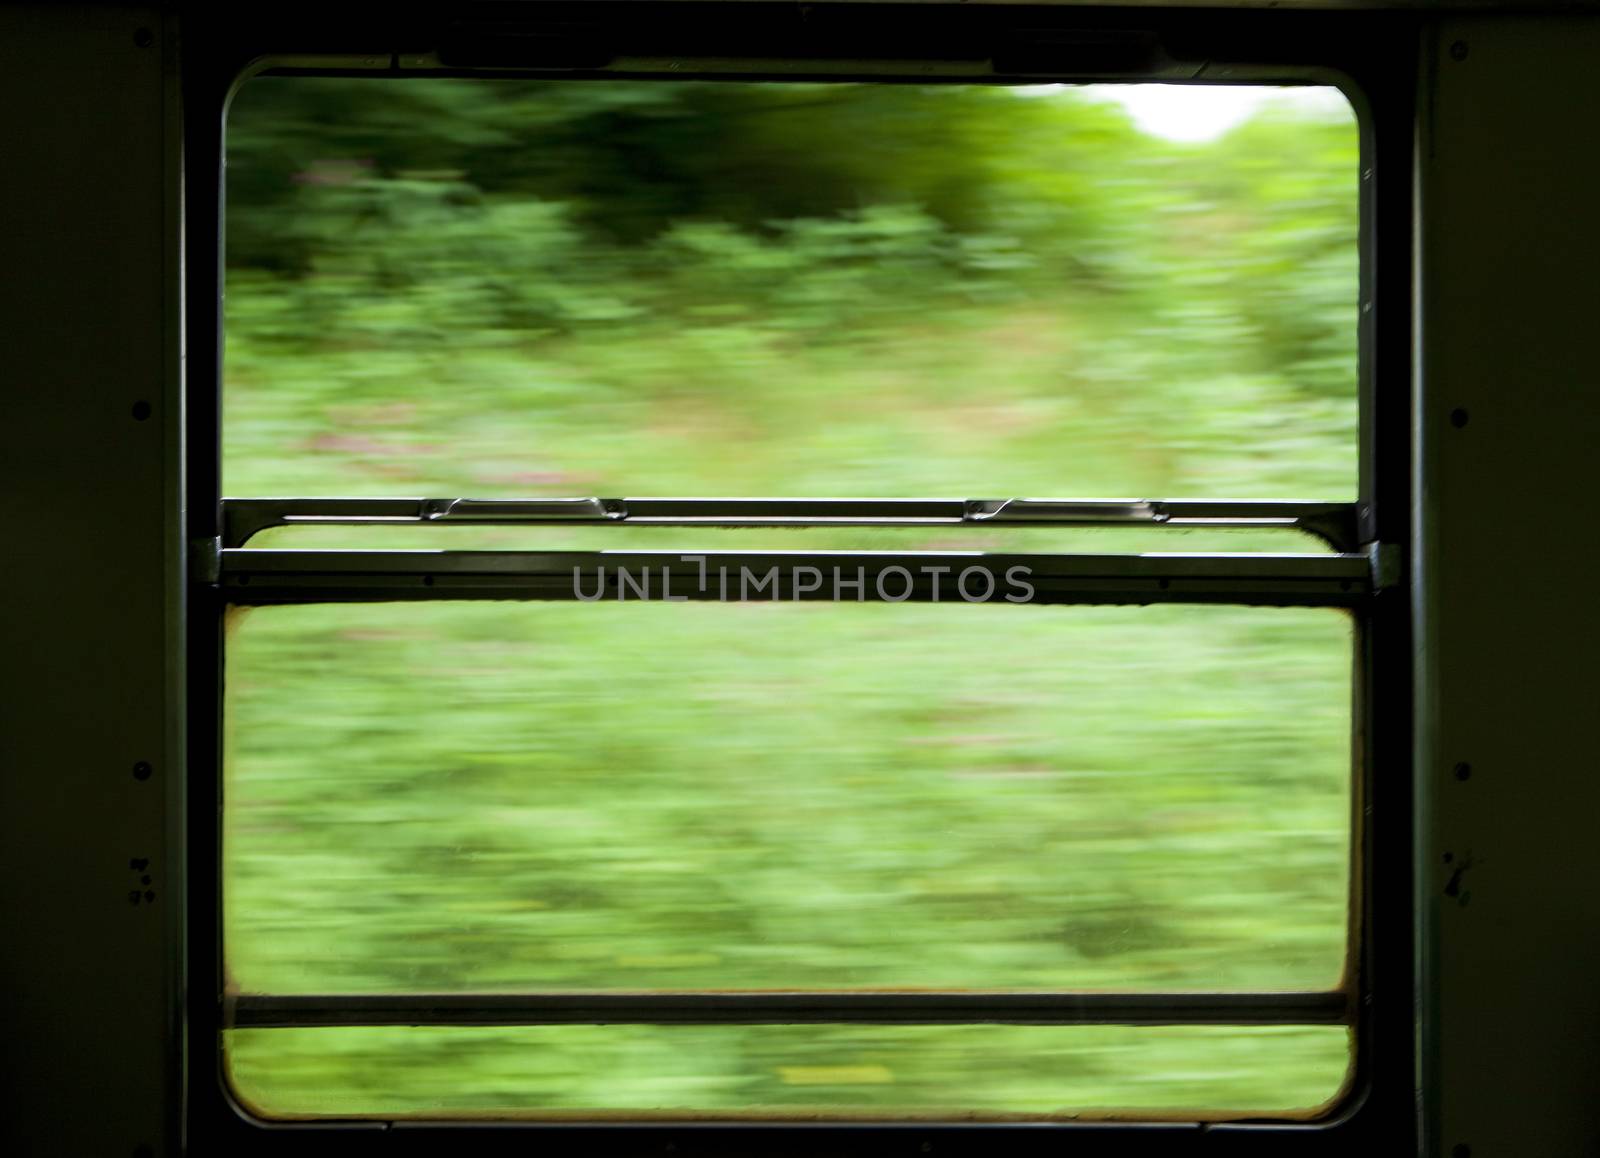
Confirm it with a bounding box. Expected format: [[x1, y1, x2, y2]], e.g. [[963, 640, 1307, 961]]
[[1, 2, 1598, 1156]]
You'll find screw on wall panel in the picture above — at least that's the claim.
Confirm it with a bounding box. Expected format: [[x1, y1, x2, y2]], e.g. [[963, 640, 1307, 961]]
[[1452, 1144, 1471, 1158], [131, 400, 152, 421], [1449, 407, 1470, 428], [133, 761, 152, 781], [1449, 41, 1469, 62], [1454, 762, 1472, 781], [133, 28, 153, 48]]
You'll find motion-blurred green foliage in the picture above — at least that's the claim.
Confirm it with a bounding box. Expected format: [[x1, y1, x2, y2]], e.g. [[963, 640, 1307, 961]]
[[225, 79, 1358, 499], [222, 78, 1360, 1118]]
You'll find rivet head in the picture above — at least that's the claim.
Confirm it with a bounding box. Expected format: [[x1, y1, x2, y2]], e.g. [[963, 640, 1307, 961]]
[[133, 28, 153, 49], [133, 761, 153, 782], [1449, 41, 1469, 62]]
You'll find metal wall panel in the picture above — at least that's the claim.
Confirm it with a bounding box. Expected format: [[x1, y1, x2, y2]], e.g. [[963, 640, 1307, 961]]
[[1416, 15, 1600, 1157], [0, 6, 181, 1156]]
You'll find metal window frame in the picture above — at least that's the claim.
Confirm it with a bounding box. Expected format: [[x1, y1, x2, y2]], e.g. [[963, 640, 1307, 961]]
[[183, 4, 1418, 1153], [220, 497, 1363, 552]]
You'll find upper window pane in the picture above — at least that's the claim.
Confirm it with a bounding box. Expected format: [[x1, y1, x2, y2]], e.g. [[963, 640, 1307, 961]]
[[223, 79, 1359, 500]]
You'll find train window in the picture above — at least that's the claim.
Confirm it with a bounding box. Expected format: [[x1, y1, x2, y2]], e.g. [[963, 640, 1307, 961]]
[[222, 79, 1359, 503], [216, 73, 1368, 1124]]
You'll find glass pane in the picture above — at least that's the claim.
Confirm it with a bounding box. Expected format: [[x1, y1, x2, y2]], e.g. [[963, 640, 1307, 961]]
[[226, 1024, 1352, 1120], [224, 602, 1352, 994], [224, 80, 1359, 499]]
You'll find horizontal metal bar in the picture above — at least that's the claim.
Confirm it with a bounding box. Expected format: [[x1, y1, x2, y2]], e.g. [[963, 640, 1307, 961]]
[[219, 550, 1370, 607], [228, 990, 1351, 1029], [222, 497, 1358, 550]]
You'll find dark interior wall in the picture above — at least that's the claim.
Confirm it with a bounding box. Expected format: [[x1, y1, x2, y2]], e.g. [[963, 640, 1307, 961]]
[[0, 5, 180, 1157], [1, 3, 1599, 1156], [1415, 13, 1600, 1156]]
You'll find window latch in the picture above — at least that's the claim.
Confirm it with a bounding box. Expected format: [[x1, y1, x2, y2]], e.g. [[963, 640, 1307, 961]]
[[421, 498, 626, 521]]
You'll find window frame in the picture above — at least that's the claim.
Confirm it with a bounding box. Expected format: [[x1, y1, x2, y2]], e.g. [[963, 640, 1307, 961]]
[[184, 4, 1417, 1153]]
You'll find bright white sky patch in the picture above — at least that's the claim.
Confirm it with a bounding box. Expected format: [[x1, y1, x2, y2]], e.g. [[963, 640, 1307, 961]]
[[1026, 84, 1354, 144]]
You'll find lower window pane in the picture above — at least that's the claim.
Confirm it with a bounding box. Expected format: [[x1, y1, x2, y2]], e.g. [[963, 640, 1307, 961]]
[[226, 1024, 1352, 1120], [224, 601, 1352, 994]]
